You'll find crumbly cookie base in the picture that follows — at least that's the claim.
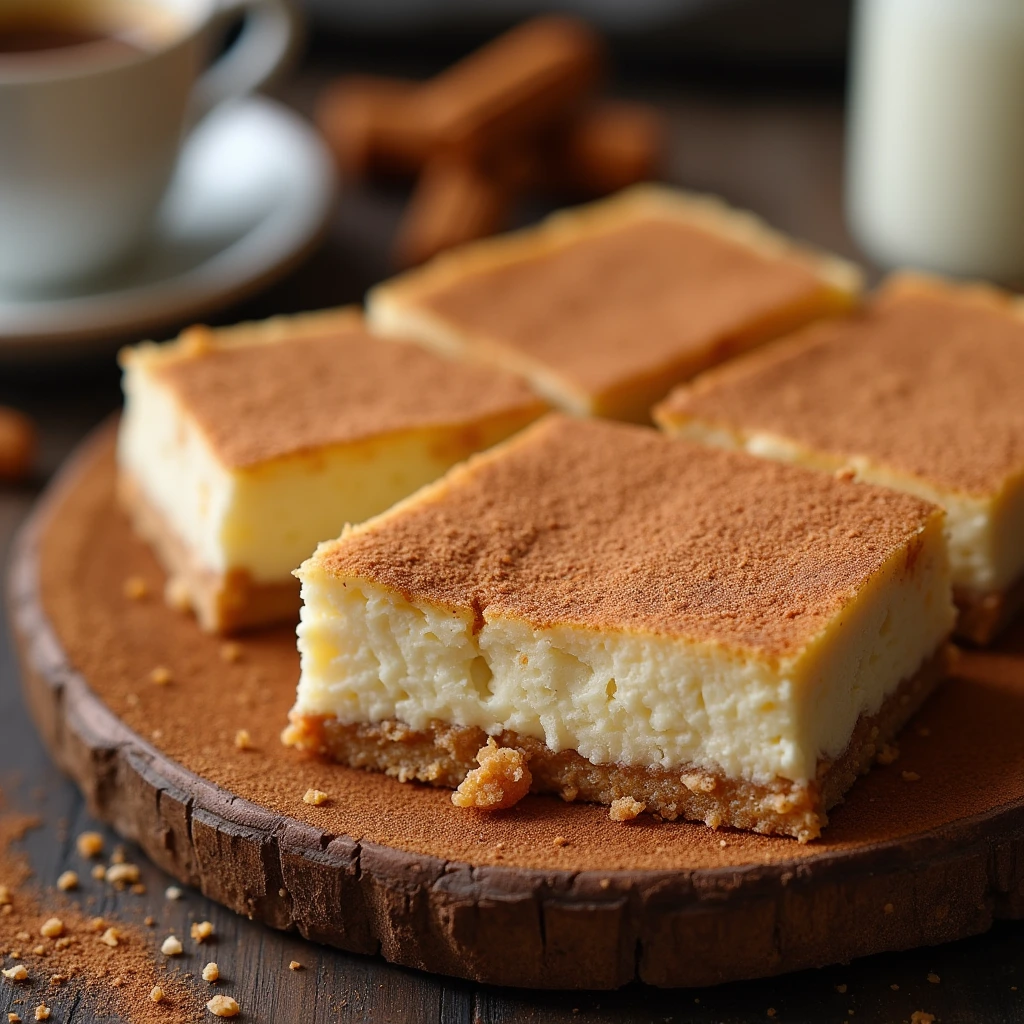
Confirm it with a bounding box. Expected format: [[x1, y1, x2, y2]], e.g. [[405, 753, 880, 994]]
[[286, 645, 950, 842], [955, 578, 1024, 647], [118, 472, 298, 634]]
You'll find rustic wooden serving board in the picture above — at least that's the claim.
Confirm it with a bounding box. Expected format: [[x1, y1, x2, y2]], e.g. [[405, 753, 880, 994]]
[[9, 425, 1024, 990]]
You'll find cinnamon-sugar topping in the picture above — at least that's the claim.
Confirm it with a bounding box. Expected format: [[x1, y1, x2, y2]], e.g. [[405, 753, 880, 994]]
[[153, 324, 542, 470], [660, 279, 1024, 496], [317, 416, 939, 656], [415, 217, 827, 397]]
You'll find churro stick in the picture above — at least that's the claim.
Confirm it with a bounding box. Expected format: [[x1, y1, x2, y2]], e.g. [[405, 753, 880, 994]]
[[315, 75, 428, 179], [0, 406, 35, 482], [554, 101, 666, 194], [411, 16, 604, 156], [393, 157, 512, 269]]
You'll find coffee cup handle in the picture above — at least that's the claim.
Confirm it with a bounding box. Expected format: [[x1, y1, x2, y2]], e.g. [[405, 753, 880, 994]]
[[193, 0, 299, 114]]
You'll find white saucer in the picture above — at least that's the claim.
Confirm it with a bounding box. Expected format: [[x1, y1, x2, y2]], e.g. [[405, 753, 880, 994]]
[[0, 96, 336, 361]]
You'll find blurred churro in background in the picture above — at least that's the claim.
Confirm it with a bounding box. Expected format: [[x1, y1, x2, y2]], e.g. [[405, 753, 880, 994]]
[[316, 15, 666, 267]]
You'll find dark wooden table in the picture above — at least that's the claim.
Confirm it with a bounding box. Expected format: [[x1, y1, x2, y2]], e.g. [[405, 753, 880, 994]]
[[1, 52, 1022, 1023]]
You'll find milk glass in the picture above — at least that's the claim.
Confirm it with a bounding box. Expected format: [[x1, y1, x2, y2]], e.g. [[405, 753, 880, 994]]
[[847, 0, 1024, 281]]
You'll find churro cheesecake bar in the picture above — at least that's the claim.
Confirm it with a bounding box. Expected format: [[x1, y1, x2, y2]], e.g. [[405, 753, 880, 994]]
[[656, 274, 1024, 645], [117, 310, 545, 633], [285, 416, 954, 841], [367, 185, 862, 421]]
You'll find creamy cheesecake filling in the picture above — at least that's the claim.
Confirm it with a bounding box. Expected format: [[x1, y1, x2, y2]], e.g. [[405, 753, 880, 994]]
[[665, 419, 1024, 597], [119, 361, 538, 585], [294, 513, 952, 785]]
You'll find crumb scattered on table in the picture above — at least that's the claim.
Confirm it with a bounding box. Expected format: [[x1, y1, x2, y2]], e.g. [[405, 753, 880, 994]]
[[207, 994, 240, 1017], [303, 789, 329, 806], [150, 666, 173, 686], [123, 577, 148, 600], [160, 935, 183, 956], [76, 832, 104, 858]]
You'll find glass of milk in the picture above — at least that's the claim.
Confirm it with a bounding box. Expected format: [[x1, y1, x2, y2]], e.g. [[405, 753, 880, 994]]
[[846, 0, 1024, 281]]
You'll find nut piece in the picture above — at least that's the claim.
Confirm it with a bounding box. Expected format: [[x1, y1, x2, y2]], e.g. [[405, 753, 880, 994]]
[[0, 407, 36, 483], [191, 921, 214, 943], [202, 962, 220, 983], [451, 739, 532, 810], [150, 986, 165, 1004], [161, 935, 183, 956], [56, 871, 78, 892], [99, 927, 120, 948], [39, 919, 63, 939], [2, 965, 28, 981], [207, 995, 240, 1018], [608, 796, 645, 822], [76, 832, 104, 858], [302, 789, 329, 806], [288, 961, 302, 971]]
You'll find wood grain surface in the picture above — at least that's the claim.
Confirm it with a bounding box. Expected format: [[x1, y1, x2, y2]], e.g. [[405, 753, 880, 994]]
[[0, 56, 1022, 1023]]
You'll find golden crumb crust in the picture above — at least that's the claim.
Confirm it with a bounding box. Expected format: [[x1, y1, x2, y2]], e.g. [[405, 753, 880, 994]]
[[311, 415, 941, 657], [285, 646, 947, 842], [658, 274, 1024, 497]]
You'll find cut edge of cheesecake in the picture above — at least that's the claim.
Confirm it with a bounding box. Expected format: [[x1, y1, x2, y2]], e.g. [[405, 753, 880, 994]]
[[366, 184, 865, 420], [117, 309, 548, 634], [285, 645, 948, 843], [286, 418, 955, 840], [654, 271, 1024, 645]]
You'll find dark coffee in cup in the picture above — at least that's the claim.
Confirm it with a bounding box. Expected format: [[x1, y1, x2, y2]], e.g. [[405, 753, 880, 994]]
[[0, 2, 178, 66]]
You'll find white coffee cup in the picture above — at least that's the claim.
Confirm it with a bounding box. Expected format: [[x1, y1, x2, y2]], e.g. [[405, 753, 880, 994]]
[[0, 0, 297, 294]]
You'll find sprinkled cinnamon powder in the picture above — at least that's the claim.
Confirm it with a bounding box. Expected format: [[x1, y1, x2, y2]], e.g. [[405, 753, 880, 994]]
[[0, 791, 202, 1022], [35, 433, 1024, 878]]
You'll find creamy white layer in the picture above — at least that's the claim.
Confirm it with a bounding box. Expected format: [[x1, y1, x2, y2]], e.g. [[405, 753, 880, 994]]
[[293, 515, 953, 784], [663, 419, 1024, 596], [117, 362, 521, 584]]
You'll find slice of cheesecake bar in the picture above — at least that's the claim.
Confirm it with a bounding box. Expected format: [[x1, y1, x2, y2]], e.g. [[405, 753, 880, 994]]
[[286, 415, 954, 841], [656, 273, 1024, 645], [366, 185, 862, 422], [117, 309, 545, 633]]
